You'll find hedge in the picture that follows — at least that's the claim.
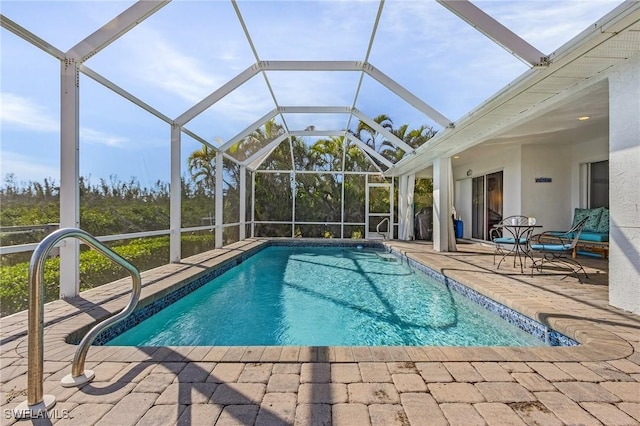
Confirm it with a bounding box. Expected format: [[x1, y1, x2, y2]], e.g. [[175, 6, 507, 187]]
[[0, 234, 214, 317]]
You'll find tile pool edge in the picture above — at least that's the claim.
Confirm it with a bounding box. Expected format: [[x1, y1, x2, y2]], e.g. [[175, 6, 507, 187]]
[[386, 247, 578, 347], [89, 239, 577, 348]]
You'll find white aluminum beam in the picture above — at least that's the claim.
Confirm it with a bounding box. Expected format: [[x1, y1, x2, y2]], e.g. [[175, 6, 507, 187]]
[[389, 177, 395, 240], [361, 149, 385, 174], [59, 58, 80, 298], [365, 1, 384, 62], [0, 229, 176, 255], [289, 130, 345, 137], [351, 108, 415, 154], [248, 142, 281, 171], [170, 124, 181, 262], [353, 147, 385, 175], [346, 134, 393, 169], [259, 60, 361, 71], [255, 169, 382, 175], [180, 127, 218, 150], [438, 0, 547, 67], [80, 64, 172, 124], [219, 109, 278, 151], [239, 166, 246, 240], [288, 135, 296, 172], [0, 14, 65, 60], [175, 64, 261, 126], [290, 171, 296, 237], [278, 106, 352, 114], [223, 152, 244, 166], [363, 63, 453, 128], [242, 133, 289, 168], [232, 0, 289, 144], [251, 171, 256, 237], [69, 1, 169, 62], [348, 0, 386, 134], [215, 152, 223, 248]]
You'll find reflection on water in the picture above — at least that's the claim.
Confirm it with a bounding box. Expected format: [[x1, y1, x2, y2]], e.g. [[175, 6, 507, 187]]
[[108, 246, 545, 347]]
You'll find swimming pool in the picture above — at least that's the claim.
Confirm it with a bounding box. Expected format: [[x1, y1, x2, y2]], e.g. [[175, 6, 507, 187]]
[[104, 245, 558, 347]]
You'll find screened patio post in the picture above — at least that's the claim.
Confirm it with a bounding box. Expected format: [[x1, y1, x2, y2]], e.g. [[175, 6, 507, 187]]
[[239, 166, 246, 240], [169, 124, 181, 262], [251, 171, 256, 238], [59, 57, 80, 298], [291, 172, 296, 238], [215, 152, 223, 248], [390, 177, 395, 240], [398, 175, 407, 240], [340, 172, 345, 239], [433, 157, 452, 252]]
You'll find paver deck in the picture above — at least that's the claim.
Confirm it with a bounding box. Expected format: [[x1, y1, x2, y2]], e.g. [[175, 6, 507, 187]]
[[1, 239, 639, 425]]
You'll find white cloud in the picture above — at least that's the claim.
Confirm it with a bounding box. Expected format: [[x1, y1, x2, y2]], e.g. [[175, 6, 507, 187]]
[[80, 127, 129, 147], [0, 151, 58, 183], [123, 28, 223, 104], [0, 93, 58, 133], [0, 93, 129, 148]]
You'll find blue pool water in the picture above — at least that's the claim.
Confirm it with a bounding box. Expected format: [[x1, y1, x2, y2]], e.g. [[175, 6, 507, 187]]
[[107, 246, 546, 347]]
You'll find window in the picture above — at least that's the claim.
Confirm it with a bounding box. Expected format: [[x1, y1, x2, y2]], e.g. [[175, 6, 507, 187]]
[[589, 160, 609, 209]]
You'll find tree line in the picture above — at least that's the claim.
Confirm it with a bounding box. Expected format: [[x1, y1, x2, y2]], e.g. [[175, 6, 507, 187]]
[[2, 114, 435, 245], [0, 114, 435, 315]]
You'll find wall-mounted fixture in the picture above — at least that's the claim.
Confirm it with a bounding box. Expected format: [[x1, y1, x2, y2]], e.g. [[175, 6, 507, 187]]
[[577, 116, 590, 121], [466, 169, 472, 177]]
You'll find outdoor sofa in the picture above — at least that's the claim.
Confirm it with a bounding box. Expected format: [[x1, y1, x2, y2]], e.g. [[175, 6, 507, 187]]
[[546, 207, 609, 259]]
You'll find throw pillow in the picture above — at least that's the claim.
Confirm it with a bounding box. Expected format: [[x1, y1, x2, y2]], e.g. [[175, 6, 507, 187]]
[[573, 207, 602, 232], [585, 207, 604, 232], [572, 208, 591, 227], [596, 208, 609, 233]]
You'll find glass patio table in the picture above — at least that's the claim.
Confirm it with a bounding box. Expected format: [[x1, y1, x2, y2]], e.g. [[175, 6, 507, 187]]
[[494, 223, 542, 273]]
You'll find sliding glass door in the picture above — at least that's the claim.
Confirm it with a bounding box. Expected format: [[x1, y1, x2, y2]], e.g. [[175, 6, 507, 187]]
[[590, 160, 609, 208], [472, 176, 484, 239], [472, 171, 503, 240]]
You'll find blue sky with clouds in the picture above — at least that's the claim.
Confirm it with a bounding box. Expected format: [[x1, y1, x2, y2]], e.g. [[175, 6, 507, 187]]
[[0, 0, 622, 188]]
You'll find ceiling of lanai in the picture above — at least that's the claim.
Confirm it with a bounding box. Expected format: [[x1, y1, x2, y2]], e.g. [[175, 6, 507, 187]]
[[2, 0, 635, 174]]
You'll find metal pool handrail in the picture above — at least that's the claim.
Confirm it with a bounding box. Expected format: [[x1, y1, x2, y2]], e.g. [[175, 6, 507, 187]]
[[14, 228, 141, 419], [376, 217, 390, 239]]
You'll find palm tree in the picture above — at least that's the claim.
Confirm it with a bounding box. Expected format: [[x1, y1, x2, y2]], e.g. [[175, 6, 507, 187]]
[[308, 136, 344, 171], [228, 119, 285, 163], [352, 114, 393, 151], [187, 144, 217, 196], [381, 123, 437, 163]]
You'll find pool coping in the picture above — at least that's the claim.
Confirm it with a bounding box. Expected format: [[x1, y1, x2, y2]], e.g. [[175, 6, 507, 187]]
[[1, 238, 633, 364]]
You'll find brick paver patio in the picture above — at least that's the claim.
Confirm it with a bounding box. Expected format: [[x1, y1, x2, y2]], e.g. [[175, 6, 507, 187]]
[[1, 239, 639, 425]]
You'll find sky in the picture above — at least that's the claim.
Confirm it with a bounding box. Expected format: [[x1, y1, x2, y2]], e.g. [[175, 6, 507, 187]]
[[0, 0, 624, 189]]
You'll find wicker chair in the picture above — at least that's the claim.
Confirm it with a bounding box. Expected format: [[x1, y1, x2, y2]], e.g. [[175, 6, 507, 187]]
[[529, 217, 589, 282]]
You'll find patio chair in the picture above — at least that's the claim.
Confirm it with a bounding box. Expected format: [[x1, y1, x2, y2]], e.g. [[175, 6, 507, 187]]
[[490, 215, 531, 265], [529, 217, 589, 282]]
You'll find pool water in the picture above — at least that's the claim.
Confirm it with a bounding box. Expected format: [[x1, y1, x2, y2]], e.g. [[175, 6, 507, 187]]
[[107, 246, 546, 347]]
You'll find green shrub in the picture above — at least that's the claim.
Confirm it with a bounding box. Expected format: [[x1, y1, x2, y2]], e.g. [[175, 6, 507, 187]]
[[0, 234, 214, 317]]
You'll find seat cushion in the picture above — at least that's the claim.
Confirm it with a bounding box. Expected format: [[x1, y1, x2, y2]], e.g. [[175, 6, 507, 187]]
[[494, 237, 528, 244], [531, 243, 572, 251], [548, 231, 574, 238], [579, 232, 609, 242]]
